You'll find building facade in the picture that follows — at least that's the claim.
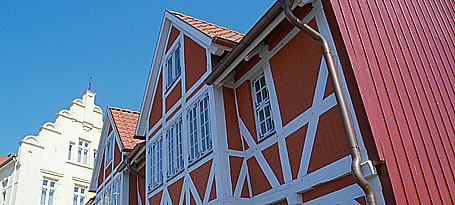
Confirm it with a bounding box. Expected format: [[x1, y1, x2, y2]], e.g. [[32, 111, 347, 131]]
[[90, 107, 145, 205], [93, 0, 455, 203], [0, 90, 103, 205]]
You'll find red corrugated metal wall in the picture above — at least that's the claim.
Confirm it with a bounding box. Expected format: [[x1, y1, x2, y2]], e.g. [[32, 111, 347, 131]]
[[326, 0, 455, 204]]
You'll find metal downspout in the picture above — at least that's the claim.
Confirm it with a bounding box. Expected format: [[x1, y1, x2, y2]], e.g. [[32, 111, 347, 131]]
[[278, 0, 377, 204]]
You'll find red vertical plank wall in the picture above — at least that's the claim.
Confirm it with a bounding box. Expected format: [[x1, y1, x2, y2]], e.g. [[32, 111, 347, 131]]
[[327, 0, 455, 204]]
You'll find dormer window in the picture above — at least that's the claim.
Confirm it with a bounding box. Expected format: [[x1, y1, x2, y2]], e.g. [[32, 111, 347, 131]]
[[105, 134, 114, 165], [166, 44, 181, 90]]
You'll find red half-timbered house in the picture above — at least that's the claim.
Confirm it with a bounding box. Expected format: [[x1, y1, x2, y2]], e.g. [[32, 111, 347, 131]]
[[90, 107, 145, 205], [128, 0, 455, 204]]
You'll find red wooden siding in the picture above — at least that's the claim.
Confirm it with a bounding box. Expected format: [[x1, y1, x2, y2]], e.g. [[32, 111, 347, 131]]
[[98, 152, 105, 187], [168, 177, 184, 204], [138, 167, 146, 204], [166, 27, 180, 53], [105, 163, 112, 178], [301, 174, 358, 203], [184, 35, 207, 92], [129, 173, 138, 205], [165, 81, 182, 112], [114, 140, 121, 168], [223, 87, 243, 151], [149, 75, 163, 130], [149, 190, 163, 205], [268, 19, 322, 126], [327, 0, 455, 203]]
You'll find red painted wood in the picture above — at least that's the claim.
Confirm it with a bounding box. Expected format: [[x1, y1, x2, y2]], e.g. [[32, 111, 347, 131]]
[[148, 190, 163, 205], [329, 0, 455, 203], [129, 173, 138, 205], [240, 178, 249, 198], [285, 124, 307, 180], [184, 35, 207, 92], [114, 140, 121, 168], [166, 27, 180, 53], [165, 81, 182, 112], [98, 153, 105, 187], [262, 143, 284, 184], [235, 81, 258, 142], [302, 174, 356, 203], [149, 75, 163, 130], [229, 156, 243, 193], [167, 177, 184, 205], [223, 87, 243, 151], [209, 176, 217, 201], [189, 159, 212, 201], [247, 157, 272, 196]]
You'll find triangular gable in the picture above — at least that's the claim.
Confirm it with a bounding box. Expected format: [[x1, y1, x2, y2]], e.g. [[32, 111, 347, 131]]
[[89, 107, 126, 192], [136, 10, 243, 137]]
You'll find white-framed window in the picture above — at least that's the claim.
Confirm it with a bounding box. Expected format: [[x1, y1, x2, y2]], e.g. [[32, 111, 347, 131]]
[[40, 179, 56, 205], [77, 140, 90, 165], [251, 73, 275, 140], [166, 118, 183, 177], [104, 187, 111, 205], [73, 186, 86, 205], [148, 137, 163, 191], [187, 93, 212, 163], [93, 150, 97, 167], [112, 175, 121, 205], [105, 134, 114, 165], [166, 44, 181, 90], [1, 179, 7, 205], [68, 143, 73, 161]]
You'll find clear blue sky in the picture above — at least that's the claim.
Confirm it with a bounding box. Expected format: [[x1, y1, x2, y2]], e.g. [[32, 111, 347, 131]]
[[0, 0, 275, 156]]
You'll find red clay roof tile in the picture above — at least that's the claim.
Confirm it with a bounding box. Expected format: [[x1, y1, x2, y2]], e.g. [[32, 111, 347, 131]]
[[0, 156, 9, 165], [109, 107, 143, 150], [169, 11, 244, 43]]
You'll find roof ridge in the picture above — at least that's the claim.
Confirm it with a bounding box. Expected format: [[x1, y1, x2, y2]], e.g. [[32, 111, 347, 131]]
[[108, 106, 140, 114], [167, 10, 244, 42]]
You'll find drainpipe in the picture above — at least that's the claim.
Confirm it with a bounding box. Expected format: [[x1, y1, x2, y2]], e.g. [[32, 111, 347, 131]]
[[278, 0, 377, 204]]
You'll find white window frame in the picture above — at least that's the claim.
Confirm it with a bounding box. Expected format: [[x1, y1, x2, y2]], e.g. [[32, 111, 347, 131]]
[[93, 150, 97, 167], [251, 72, 275, 140], [68, 143, 74, 161], [40, 179, 56, 205], [112, 175, 122, 205], [77, 139, 90, 165], [148, 136, 163, 191], [105, 133, 114, 166], [165, 43, 182, 90], [166, 117, 184, 178], [73, 186, 86, 205], [1, 179, 7, 205], [187, 93, 212, 163]]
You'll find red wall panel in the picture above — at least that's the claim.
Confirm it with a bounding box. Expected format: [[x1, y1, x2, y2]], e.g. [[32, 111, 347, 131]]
[[184, 35, 207, 92], [223, 87, 243, 151], [327, 0, 455, 203], [114, 140, 121, 168], [189, 159, 212, 201], [149, 75, 163, 130], [166, 27, 180, 53], [165, 81, 181, 112]]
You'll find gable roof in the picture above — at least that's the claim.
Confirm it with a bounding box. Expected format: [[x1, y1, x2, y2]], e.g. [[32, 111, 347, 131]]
[[109, 107, 142, 150], [168, 10, 244, 43]]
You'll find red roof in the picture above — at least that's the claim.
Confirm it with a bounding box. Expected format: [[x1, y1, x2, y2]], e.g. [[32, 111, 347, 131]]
[[169, 11, 244, 43], [109, 107, 143, 150], [0, 156, 9, 165]]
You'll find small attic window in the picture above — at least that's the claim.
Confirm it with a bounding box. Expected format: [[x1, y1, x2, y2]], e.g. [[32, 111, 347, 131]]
[[166, 44, 181, 90], [105, 133, 114, 165]]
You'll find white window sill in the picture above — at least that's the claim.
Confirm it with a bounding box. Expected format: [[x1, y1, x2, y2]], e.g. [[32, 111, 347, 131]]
[[66, 160, 93, 170]]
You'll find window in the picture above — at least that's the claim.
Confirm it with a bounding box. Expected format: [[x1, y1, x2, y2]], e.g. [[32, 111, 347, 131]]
[[104, 187, 111, 205], [93, 150, 97, 167], [40, 179, 56, 205], [78, 140, 90, 165], [112, 176, 121, 205], [187, 93, 212, 163], [105, 135, 114, 165], [2, 180, 7, 205], [252, 73, 275, 139], [166, 118, 183, 177], [73, 186, 86, 205], [166, 44, 181, 89], [149, 137, 163, 191], [68, 143, 73, 161]]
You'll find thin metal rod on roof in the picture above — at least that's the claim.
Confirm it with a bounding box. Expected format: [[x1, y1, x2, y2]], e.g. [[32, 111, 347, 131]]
[[279, 0, 377, 204], [88, 76, 93, 91]]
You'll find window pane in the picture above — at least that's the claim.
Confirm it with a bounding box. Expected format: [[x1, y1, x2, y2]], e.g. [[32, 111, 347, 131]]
[[68, 144, 72, 160], [48, 190, 54, 205], [73, 195, 78, 205], [77, 148, 82, 163], [80, 196, 84, 205], [43, 180, 48, 186], [167, 58, 173, 88], [175, 46, 181, 77], [83, 150, 88, 164], [40, 189, 47, 205], [50, 181, 55, 188]]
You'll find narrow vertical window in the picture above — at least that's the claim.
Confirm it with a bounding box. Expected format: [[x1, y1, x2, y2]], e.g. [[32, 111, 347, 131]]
[[68, 144, 73, 161], [105, 135, 114, 165], [149, 137, 163, 190], [187, 93, 212, 163], [77, 140, 90, 165], [93, 151, 97, 167], [2, 180, 7, 205], [252, 73, 275, 139], [112, 176, 121, 205], [167, 118, 183, 177], [165, 44, 181, 90]]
